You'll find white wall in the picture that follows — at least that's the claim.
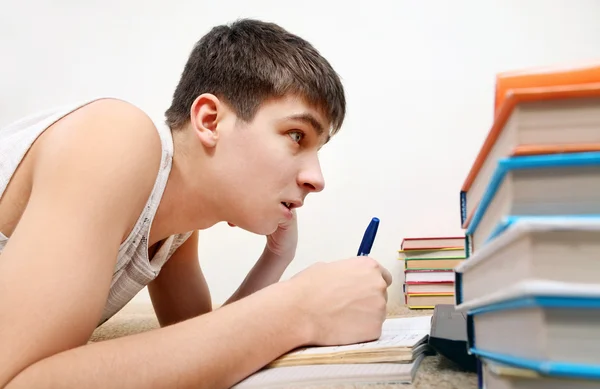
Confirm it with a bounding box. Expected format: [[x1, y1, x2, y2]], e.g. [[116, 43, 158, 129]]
[[2, 0, 600, 307]]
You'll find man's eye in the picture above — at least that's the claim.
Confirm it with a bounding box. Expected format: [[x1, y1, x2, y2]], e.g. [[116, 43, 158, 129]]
[[288, 131, 304, 143]]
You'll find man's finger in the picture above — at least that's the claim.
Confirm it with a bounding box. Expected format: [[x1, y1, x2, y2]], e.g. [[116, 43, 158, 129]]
[[379, 264, 393, 287]]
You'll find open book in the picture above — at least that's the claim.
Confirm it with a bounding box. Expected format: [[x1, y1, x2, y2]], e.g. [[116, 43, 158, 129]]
[[233, 354, 426, 388], [233, 315, 433, 388], [268, 315, 432, 367]]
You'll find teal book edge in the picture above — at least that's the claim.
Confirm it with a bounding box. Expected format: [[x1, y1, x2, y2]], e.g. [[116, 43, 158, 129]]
[[469, 295, 600, 316], [473, 349, 600, 380], [466, 151, 600, 237], [485, 214, 600, 243]]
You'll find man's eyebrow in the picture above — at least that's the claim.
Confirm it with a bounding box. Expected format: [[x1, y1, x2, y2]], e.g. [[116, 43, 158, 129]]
[[284, 113, 327, 137]]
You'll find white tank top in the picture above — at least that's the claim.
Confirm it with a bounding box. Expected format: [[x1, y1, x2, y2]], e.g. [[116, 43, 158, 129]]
[[0, 98, 193, 325]]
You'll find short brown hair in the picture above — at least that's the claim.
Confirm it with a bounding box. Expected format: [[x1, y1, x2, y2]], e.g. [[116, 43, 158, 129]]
[[165, 19, 346, 136]]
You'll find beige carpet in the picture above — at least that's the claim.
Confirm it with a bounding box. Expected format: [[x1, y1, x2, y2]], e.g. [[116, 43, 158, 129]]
[[90, 303, 477, 389]]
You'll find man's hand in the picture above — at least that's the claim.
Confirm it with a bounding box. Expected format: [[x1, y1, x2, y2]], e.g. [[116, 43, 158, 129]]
[[229, 208, 298, 260], [223, 210, 300, 305], [287, 256, 393, 347], [265, 208, 298, 260]]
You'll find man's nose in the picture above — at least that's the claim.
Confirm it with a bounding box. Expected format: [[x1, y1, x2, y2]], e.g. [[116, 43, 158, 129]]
[[298, 157, 325, 193]]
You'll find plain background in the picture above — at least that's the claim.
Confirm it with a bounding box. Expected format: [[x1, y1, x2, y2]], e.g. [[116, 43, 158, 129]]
[[2, 0, 600, 307]]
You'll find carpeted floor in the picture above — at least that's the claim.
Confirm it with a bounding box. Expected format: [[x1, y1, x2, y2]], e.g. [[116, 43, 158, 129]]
[[90, 303, 477, 389]]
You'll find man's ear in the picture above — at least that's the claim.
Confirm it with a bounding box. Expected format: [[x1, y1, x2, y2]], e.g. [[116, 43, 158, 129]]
[[190, 93, 222, 148]]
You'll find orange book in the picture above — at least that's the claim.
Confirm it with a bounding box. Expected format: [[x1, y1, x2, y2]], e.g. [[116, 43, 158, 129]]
[[494, 61, 600, 116], [512, 143, 600, 157], [460, 82, 600, 229]]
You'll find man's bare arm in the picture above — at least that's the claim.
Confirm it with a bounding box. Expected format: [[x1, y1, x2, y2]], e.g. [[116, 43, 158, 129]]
[[147, 230, 214, 326], [224, 244, 293, 305], [148, 231, 292, 325], [9, 282, 309, 389], [148, 225, 295, 325]]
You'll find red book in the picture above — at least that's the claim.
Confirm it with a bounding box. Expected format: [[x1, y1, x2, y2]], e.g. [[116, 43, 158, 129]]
[[401, 236, 464, 251]]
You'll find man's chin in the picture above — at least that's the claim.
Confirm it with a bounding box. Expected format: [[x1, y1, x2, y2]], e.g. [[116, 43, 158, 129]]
[[226, 219, 279, 236], [251, 224, 280, 236]]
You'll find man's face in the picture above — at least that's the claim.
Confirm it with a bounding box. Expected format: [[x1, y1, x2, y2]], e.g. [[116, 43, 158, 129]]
[[212, 94, 330, 235]]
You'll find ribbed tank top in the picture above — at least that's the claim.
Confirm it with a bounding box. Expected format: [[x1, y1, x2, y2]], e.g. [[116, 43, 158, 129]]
[[0, 98, 193, 325]]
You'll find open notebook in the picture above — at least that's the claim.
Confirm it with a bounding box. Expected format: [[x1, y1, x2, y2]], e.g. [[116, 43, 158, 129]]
[[234, 315, 432, 388], [268, 315, 432, 367], [233, 354, 426, 388]]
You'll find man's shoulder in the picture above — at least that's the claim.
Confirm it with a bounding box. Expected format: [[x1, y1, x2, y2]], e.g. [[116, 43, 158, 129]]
[[35, 97, 165, 190], [79, 98, 159, 135], [46, 97, 163, 158]]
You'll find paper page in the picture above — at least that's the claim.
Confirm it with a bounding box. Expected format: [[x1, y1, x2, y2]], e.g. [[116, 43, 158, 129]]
[[456, 279, 600, 312], [233, 360, 418, 388], [405, 271, 455, 283], [285, 315, 432, 357]]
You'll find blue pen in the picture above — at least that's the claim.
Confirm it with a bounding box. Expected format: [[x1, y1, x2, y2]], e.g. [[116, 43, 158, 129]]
[[357, 217, 380, 256]]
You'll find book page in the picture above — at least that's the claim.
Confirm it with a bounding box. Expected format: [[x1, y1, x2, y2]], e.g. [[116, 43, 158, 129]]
[[405, 271, 455, 282], [233, 359, 420, 388], [285, 315, 432, 357]]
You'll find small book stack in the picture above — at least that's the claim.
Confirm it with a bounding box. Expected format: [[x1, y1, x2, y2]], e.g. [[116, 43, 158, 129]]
[[455, 61, 600, 388], [399, 236, 466, 309]]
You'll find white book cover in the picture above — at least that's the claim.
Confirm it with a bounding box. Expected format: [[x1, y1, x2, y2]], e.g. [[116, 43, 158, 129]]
[[456, 216, 600, 274], [456, 279, 600, 312]]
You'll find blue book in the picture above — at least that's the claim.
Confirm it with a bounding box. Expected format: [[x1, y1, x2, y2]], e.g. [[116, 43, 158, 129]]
[[465, 151, 600, 251], [458, 280, 600, 380]]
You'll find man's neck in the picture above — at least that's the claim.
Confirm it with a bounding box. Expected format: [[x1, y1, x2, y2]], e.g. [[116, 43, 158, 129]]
[[148, 130, 222, 246]]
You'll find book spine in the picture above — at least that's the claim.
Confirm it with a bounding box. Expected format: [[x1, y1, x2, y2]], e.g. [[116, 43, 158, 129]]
[[405, 281, 455, 285], [402, 244, 465, 251], [455, 272, 463, 305], [467, 314, 475, 352], [465, 235, 472, 258], [460, 191, 467, 225], [405, 256, 466, 260], [476, 358, 483, 389], [407, 267, 458, 271]]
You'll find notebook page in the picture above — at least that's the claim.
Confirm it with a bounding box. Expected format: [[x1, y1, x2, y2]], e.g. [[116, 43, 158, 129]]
[[233, 361, 417, 388], [286, 315, 432, 356]]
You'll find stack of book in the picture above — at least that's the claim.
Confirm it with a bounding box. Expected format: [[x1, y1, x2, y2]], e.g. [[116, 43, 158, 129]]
[[455, 62, 600, 388], [399, 236, 466, 309]]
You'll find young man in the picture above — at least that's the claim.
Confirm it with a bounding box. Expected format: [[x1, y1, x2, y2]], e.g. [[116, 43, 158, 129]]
[[0, 19, 392, 388]]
